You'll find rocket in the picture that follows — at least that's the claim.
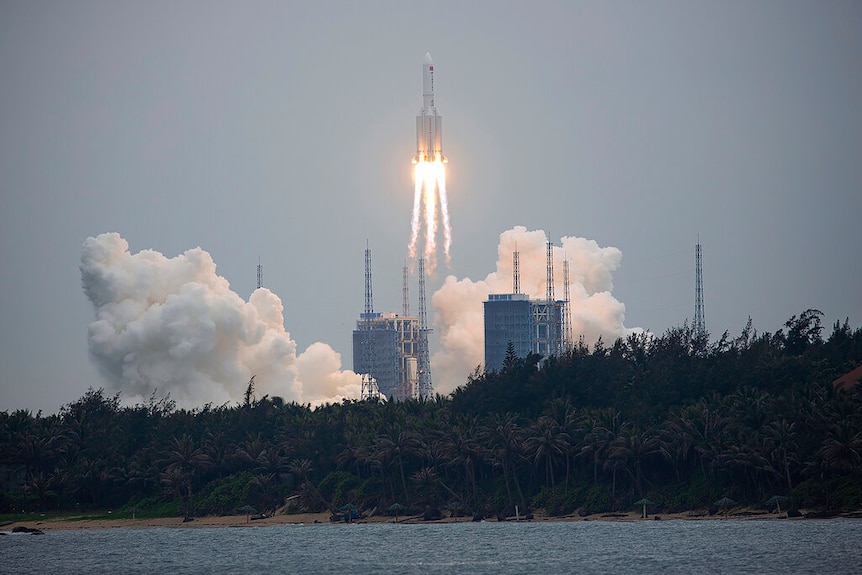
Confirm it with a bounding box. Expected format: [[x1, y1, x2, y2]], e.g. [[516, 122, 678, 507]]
[[413, 52, 446, 164]]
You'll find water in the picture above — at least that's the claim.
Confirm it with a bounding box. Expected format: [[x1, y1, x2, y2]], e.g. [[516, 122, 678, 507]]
[[4, 519, 861, 574]]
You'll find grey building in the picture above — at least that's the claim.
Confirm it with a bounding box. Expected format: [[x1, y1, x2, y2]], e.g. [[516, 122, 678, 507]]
[[484, 294, 565, 372], [353, 312, 421, 401]]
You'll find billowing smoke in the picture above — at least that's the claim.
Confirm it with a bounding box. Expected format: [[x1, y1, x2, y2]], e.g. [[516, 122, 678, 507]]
[[430, 226, 640, 394], [80, 233, 360, 408]]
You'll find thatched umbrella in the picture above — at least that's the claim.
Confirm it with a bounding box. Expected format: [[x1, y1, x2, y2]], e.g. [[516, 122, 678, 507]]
[[238, 505, 258, 523], [388, 503, 405, 522], [633, 498, 655, 519], [765, 495, 789, 513]]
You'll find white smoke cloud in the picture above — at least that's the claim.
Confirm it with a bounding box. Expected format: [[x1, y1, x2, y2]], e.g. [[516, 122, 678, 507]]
[[80, 233, 360, 408], [430, 226, 640, 394]]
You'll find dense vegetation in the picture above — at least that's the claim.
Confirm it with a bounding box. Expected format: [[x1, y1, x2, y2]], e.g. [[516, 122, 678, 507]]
[[2, 309, 861, 519]]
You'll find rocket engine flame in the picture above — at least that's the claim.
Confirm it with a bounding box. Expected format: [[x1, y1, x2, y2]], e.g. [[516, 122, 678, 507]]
[[409, 156, 450, 272]]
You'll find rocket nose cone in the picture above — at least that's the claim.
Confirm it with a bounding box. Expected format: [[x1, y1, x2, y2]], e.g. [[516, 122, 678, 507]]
[[424, 52, 433, 66]]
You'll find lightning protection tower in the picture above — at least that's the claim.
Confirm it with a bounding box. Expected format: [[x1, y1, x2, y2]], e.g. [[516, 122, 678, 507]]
[[360, 243, 380, 400], [513, 246, 521, 295], [257, 258, 263, 289], [694, 239, 705, 342], [546, 239, 555, 303], [402, 262, 410, 317], [417, 257, 433, 399], [563, 259, 572, 351]]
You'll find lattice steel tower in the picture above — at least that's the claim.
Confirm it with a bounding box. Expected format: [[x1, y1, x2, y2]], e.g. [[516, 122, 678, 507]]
[[256, 258, 263, 289], [402, 262, 410, 317], [417, 257, 433, 399], [360, 243, 379, 400], [513, 246, 520, 295], [563, 259, 572, 351], [546, 240, 555, 302], [694, 239, 705, 341]]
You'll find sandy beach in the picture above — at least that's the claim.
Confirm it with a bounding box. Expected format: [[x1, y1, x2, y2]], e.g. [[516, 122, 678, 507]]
[[3, 507, 813, 532]]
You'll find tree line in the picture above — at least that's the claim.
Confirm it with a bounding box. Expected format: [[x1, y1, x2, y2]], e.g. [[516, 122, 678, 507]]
[[2, 309, 861, 519]]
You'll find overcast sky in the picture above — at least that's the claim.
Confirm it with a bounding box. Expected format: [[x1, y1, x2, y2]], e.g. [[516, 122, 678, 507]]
[[2, 1, 860, 413]]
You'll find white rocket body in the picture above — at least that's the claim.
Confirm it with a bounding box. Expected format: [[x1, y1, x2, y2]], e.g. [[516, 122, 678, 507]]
[[414, 52, 446, 164]]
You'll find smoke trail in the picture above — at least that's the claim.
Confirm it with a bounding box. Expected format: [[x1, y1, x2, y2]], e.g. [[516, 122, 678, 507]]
[[80, 232, 361, 408], [430, 226, 641, 394], [438, 172, 452, 266]]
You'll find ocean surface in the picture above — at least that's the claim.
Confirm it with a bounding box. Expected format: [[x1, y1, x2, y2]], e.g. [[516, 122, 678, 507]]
[[4, 519, 861, 574]]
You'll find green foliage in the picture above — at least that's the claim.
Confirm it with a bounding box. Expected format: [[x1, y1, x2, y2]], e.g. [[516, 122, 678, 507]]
[[120, 496, 178, 519], [652, 476, 724, 512], [194, 472, 256, 516], [531, 484, 579, 516], [579, 484, 612, 514], [1, 310, 861, 518], [794, 476, 862, 510], [317, 471, 361, 508]]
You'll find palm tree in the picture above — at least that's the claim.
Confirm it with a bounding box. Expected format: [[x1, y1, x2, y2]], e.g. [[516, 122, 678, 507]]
[[336, 429, 367, 477], [441, 417, 484, 505], [524, 416, 569, 489], [202, 430, 236, 478], [580, 409, 627, 485], [543, 399, 580, 489], [764, 419, 799, 491], [482, 413, 526, 510], [374, 424, 418, 502], [14, 426, 64, 484], [411, 467, 440, 507], [72, 456, 118, 507], [28, 472, 56, 510], [255, 445, 290, 477], [234, 432, 268, 471], [288, 458, 328, 511], [160, 435, 212, 517], [608, 428, 670, 497], [819, 420, 862, 474], [160, 466, 186, 510]]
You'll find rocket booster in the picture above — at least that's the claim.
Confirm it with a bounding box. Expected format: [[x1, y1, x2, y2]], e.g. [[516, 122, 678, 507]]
[[414, 52, 446, 164]]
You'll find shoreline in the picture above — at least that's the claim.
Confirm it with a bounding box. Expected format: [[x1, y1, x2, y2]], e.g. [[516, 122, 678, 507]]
[[6, 507, 851, 532]]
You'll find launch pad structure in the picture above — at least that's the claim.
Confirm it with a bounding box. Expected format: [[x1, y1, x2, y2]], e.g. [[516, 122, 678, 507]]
[[483, 241, 572, 372], [354, 246, 432, 402], [354, 52, 446, 401]]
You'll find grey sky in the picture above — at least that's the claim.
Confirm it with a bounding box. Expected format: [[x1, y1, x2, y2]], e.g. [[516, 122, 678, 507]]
[[2, 1, 860, 413]]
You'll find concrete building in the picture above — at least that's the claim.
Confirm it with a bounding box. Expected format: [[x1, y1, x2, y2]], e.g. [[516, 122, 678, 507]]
[[484, 294, 565, 372], [353, 312, 421, 401]]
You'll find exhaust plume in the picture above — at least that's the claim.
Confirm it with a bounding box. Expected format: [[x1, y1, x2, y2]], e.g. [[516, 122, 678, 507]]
[[80, 233, 360, 408]]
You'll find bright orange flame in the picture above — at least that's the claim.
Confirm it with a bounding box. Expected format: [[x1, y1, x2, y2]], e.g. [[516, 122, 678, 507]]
[[408, 157, 450, 273]]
